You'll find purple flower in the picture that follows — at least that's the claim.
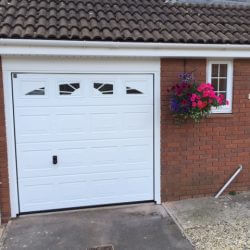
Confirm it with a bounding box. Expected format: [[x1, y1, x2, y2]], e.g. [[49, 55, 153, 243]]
[[170, 98, 180, 112], [179, 72, 193, 84]]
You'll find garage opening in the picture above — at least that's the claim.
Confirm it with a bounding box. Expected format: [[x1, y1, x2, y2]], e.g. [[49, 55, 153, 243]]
[[12, 73, 154, 213]]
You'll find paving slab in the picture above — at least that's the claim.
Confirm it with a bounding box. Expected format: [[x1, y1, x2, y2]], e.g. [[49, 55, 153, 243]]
[[165, 191, 250, 250], [0, 203, 193, 250]]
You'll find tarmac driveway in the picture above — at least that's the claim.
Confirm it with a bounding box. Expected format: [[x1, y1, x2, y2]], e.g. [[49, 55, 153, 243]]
[[1, 203, 193, 250]]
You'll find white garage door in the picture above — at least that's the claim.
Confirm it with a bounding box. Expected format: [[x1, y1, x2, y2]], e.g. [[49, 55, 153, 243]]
[[12, 73, 154, 213]]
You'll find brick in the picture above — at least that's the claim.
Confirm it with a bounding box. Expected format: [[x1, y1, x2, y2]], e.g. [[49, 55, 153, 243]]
[[161, 58, 250, 202], [0, 57, 10, 222]]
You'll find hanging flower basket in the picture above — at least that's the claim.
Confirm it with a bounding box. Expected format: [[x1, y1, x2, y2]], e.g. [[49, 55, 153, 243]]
[[168, 73, 228, 123]]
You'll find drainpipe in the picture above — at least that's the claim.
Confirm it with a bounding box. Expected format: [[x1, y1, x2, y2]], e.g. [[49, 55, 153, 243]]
[[215, 165, 243, 198]]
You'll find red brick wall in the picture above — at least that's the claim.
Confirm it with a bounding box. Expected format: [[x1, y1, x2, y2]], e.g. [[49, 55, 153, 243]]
[[161, 58, 250, 201], [0, 57, 10, 223]]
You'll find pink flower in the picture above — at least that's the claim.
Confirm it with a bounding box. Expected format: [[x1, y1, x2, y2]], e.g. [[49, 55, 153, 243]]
[[203, 90, 209, 98], [226, 100, 229, 105], [197, 101, 207, 109], [219, 94, 224, 100], [192, 102, 197, 107], [197, 83, 206, 92], [216, 94, 225, 105], [209, 91, 216, 99], [216, 97, 223, 105], [197, 83, 214, 92], [191, 94, 199, 102], [197, 100, 203, 109], [197, 85, 204, 92], [207, 84, 214, 90]]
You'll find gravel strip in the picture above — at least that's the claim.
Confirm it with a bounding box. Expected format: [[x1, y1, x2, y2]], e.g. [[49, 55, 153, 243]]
[[186, 220, 250, 250]]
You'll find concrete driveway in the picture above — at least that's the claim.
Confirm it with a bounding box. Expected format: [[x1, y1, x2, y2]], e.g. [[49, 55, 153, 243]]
[[1, 203, 193, 250]]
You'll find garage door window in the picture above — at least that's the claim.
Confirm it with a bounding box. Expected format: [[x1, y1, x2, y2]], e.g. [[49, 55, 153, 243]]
[[94, 83, 113, 95], [126, 86, 143, 94], [26, 87, 45, 96], [59, 83, 80, 95]]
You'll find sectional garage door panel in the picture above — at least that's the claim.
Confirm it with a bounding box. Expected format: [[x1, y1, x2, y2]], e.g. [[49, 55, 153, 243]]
[[15, 105, 153, 143], [13, 74, 154, 213]]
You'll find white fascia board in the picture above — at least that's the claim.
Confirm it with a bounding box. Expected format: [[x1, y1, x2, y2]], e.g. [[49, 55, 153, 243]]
[[1, 39, 250, 58]]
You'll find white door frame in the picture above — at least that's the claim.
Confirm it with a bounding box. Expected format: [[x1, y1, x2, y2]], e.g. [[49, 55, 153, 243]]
[[2, 56, 161, 217]]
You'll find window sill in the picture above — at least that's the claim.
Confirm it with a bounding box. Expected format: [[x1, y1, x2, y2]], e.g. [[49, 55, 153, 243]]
[[208, 113, 233, 118]]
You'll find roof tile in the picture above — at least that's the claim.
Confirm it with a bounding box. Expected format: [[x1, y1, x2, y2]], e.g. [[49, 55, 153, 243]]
[[1, 0, 250, 44]]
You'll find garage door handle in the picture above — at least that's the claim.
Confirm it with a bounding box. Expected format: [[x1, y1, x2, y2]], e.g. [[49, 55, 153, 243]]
[[52, 155, 58, 165]]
